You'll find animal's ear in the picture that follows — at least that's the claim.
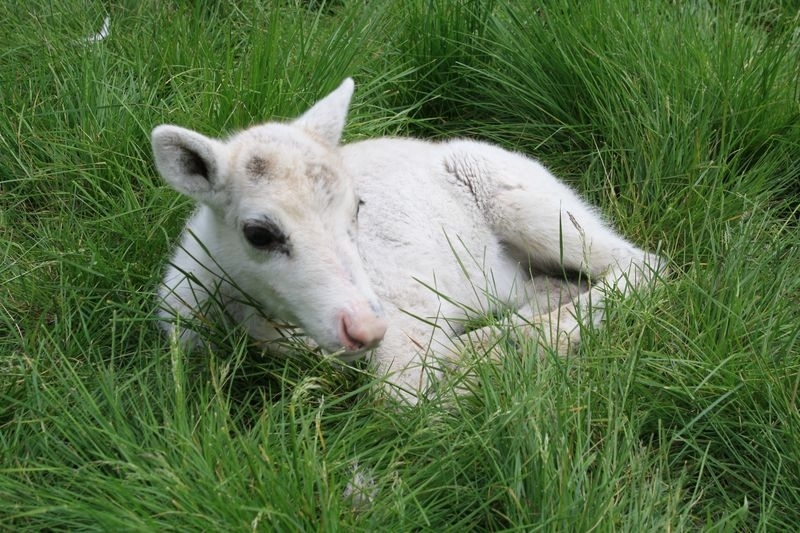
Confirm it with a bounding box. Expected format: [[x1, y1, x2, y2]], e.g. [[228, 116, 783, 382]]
[[293, 78, 354, 147], [151, 125, 227, 203]]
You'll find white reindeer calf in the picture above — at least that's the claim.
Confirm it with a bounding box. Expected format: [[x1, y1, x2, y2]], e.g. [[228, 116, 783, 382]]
[[152, 78, 663, 401]]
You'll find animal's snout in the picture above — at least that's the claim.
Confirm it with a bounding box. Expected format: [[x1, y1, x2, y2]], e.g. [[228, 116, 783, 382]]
[[337, 305, 387, 353]]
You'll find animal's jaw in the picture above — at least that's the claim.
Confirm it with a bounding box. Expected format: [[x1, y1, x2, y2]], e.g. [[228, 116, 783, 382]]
[[333, 347, 374, 364]]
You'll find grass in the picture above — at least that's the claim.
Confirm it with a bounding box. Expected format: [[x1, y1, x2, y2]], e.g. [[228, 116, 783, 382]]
[[1, 0, 799, 530]]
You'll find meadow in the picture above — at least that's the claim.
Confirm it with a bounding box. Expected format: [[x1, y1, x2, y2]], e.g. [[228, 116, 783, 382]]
[[1, 1, 799, 530]]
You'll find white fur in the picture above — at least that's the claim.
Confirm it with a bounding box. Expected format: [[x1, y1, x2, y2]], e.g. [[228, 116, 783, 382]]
[[152, 78, 665, 401]]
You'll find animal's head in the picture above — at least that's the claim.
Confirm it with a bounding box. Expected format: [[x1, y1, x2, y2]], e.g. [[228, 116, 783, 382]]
[[151, 78, 386, 359]]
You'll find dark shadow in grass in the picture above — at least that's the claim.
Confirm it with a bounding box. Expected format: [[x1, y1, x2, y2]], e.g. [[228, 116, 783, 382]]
[[171, 303, 377, 432]]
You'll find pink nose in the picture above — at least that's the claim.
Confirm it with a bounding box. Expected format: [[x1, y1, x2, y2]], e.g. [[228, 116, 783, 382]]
[[338, 309, 387, 352]]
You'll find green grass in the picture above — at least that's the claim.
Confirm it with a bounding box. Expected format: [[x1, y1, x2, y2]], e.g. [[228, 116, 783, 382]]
[[2, 0, 799, 530]]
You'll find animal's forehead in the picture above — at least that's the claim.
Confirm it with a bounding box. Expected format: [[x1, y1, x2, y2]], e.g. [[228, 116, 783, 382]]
[[224, 124, 354, 215], [227, 124, 343, 187], [234, 168, 354, 222]]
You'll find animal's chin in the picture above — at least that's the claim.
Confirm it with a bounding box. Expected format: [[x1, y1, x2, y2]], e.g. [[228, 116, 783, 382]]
[[306, 332, 371, 363], [297, 319, 380, 363], [331, 347, 370, 364]]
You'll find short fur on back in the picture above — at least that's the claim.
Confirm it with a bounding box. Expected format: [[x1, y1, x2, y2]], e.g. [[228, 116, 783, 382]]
[[152, 78, 664, 401]]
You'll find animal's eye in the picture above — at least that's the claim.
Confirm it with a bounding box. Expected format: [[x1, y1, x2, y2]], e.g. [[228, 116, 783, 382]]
[[243, 221, 289, 254]]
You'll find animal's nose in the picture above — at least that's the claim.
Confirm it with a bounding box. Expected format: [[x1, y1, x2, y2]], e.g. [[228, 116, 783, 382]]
[[338, 308, 387, 352]]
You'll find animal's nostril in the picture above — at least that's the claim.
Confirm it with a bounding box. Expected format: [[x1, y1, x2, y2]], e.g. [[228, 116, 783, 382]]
[[339, 317, 362, 350], [339, 311, 387, 352]]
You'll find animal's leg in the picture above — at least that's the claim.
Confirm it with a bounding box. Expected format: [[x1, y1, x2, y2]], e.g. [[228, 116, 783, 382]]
[[444, 144, 664, 354], [451, 274, 589, 357], [490, 182, 663, 353], [158, 235, 224, 349], [158, 228, 285, 350]]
